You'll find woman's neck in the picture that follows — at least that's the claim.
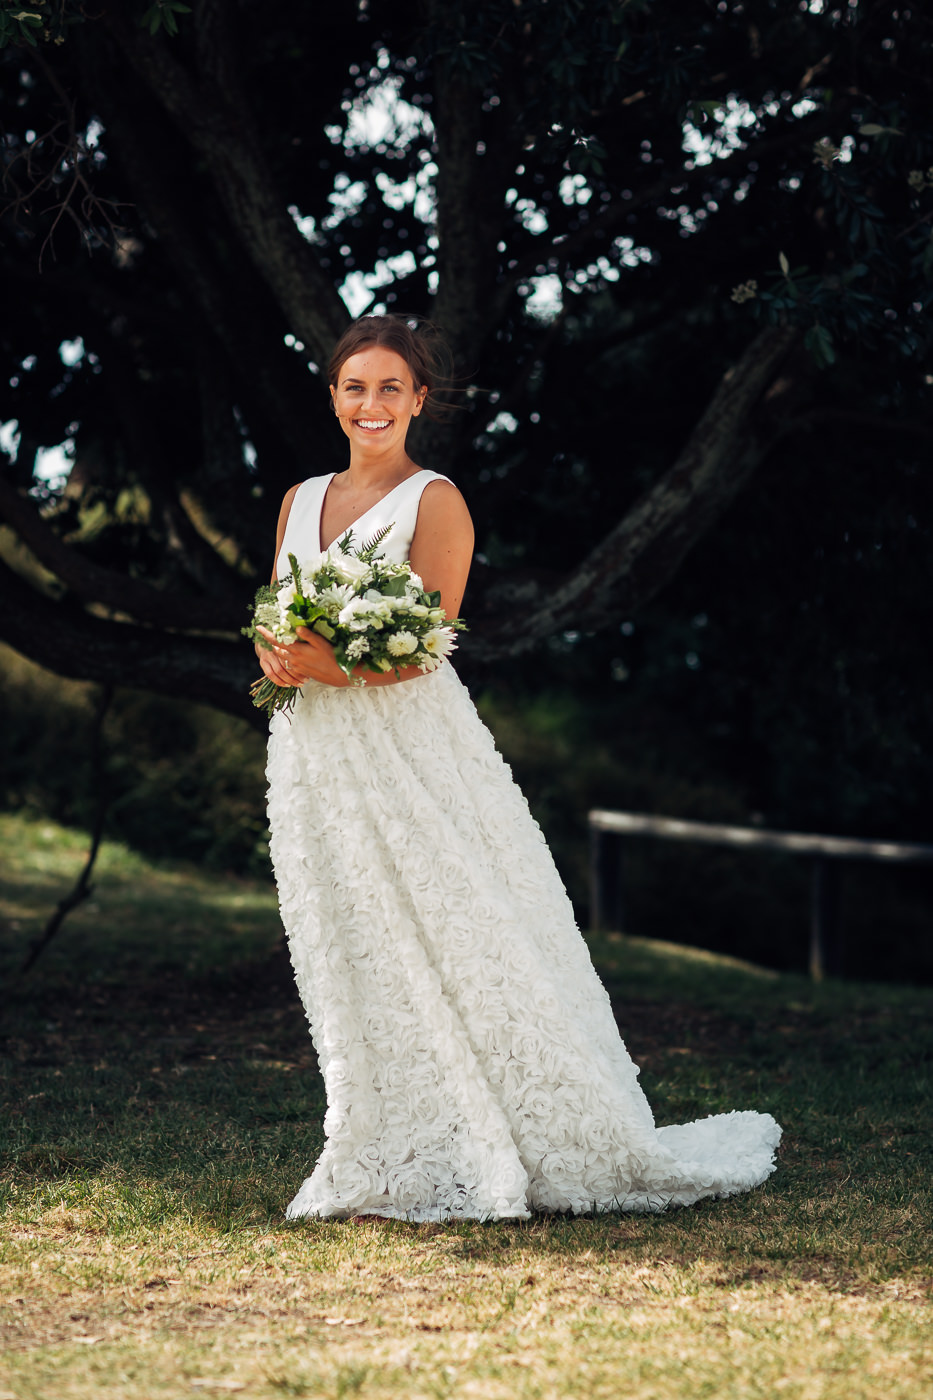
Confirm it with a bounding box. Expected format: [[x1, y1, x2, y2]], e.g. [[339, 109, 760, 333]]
[[342, 446, 419, 489]]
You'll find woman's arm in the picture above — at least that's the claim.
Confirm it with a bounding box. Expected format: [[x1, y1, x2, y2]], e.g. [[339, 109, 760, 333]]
[[270, 483, 301, 585], [263, 479, 475, 691], [408, 479, 474, 621], [255, 483, 303, 689]]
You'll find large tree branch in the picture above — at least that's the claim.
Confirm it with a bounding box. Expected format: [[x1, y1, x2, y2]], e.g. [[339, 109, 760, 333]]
[[0, 556, 263, 731], [465, 324, 802, 659], [0, 476, 241, 633], [108, 10, 348, 366], [78, 40, 321, 471], [100, 332, 255, 600]]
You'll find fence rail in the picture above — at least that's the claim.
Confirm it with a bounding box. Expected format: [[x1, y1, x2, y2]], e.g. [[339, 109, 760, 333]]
[[588, 809, 933, 980]]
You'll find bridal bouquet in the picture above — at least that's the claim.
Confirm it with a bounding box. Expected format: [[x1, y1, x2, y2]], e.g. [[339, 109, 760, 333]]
[[243, 526, 466, 717]]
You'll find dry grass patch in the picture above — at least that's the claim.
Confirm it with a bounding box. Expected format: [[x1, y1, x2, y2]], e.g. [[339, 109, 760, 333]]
[[2, 1231, 931, 1400]]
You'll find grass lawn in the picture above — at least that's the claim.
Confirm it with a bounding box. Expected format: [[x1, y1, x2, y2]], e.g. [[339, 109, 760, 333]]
[[1, 811, 931, 1400]]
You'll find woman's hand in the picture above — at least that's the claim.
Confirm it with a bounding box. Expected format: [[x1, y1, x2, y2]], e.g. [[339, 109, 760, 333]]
[[256, 626, 351, 689]]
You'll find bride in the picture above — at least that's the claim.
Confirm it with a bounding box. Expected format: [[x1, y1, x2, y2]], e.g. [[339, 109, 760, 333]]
[[258, 314, 781, 1222]]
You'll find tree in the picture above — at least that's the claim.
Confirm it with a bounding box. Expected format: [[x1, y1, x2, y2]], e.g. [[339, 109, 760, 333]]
[[1, 0, 931, 729]]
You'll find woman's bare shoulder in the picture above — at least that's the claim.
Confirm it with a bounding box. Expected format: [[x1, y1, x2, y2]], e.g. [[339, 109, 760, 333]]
[[418, 476, 471, 516], [415, 476, 474, 546], [277, 480, 310, 530], [271, 482, 307, 581]]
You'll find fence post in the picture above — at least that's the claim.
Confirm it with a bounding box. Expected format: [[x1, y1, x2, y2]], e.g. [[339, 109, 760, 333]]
[[589, 825, 624, 933], [809, 856, 842, 981]]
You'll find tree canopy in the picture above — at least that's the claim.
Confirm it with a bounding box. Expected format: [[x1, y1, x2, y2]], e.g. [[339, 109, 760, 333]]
[[1, 0, 932, 734]]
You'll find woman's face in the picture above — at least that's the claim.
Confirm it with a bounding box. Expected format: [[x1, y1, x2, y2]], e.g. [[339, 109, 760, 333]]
[[330, 345, 427, 454]]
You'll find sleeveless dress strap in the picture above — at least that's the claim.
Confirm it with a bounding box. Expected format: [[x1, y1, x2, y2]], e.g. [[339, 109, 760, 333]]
[[278, 468, 453, 575], [366, 470, 452, 565], [277, 475, 333, 577]]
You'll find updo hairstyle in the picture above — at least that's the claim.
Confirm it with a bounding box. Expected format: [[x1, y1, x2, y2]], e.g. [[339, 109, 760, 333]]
[[327, 315, 455, 421]]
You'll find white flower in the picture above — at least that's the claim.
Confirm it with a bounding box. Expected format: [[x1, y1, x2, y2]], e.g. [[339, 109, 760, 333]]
[[386, 631, 419, 657], [347, 636, 370, 659], [407, 571, 424, 591], [331, 553, 374, 587], [423, 627, 455, 656], [338, 596, 392, 627], [419, 627, 457, 670], [253, 597, 281, 632], [277, 580, 299, 627], [407, 603, 429, 618], [317, 583, 355, 611], [337, 597, 370, 624]]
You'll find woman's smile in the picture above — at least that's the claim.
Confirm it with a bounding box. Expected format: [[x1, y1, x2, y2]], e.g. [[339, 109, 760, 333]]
[[354, 418, 393, 433]]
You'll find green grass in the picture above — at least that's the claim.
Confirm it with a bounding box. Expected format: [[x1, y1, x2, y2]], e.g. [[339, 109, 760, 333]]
[[1, 812, 931, 1399]]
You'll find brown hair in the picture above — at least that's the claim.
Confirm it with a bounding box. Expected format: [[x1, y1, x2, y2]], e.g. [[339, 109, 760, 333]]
[[327, 315, 455, 421]]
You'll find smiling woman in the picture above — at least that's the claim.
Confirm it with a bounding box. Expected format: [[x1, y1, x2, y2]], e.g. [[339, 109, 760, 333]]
[[259, 313, 781, 1224], [255, 318, 472, 692]]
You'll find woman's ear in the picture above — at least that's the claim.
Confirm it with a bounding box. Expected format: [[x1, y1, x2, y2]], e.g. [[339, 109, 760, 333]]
[[413, 385, 428, 416]]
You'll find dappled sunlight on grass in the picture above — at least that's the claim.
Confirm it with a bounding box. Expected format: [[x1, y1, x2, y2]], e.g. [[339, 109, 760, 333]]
[[0, 812, 281, 982]]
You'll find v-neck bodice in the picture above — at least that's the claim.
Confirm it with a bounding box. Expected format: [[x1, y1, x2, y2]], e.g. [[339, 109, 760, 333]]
[[276, 469, 452, 577]]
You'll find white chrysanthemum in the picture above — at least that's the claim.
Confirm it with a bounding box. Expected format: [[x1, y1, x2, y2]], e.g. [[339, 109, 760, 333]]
[[317, 583, 355, 611], [386, 631, 419, 657], [419, 627, 457, 669], [423, 626, 455, 654]]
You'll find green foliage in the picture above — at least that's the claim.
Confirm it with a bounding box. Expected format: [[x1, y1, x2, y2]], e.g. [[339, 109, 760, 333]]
[[0, 0, 189, 47], [0, 646, 270, 877], [0, 3, 46, 48], [139, 1, 191, 38]]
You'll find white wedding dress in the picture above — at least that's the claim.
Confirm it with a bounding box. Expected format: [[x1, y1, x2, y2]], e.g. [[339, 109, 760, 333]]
[[266, 470, 781, 1221]]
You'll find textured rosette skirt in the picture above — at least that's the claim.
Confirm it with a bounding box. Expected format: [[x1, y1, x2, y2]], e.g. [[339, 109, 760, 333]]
[[266, 663, 781, 1221]]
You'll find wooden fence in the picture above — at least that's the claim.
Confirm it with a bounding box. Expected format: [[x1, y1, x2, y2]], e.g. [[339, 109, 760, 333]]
[[588, 809, 933, 980]]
